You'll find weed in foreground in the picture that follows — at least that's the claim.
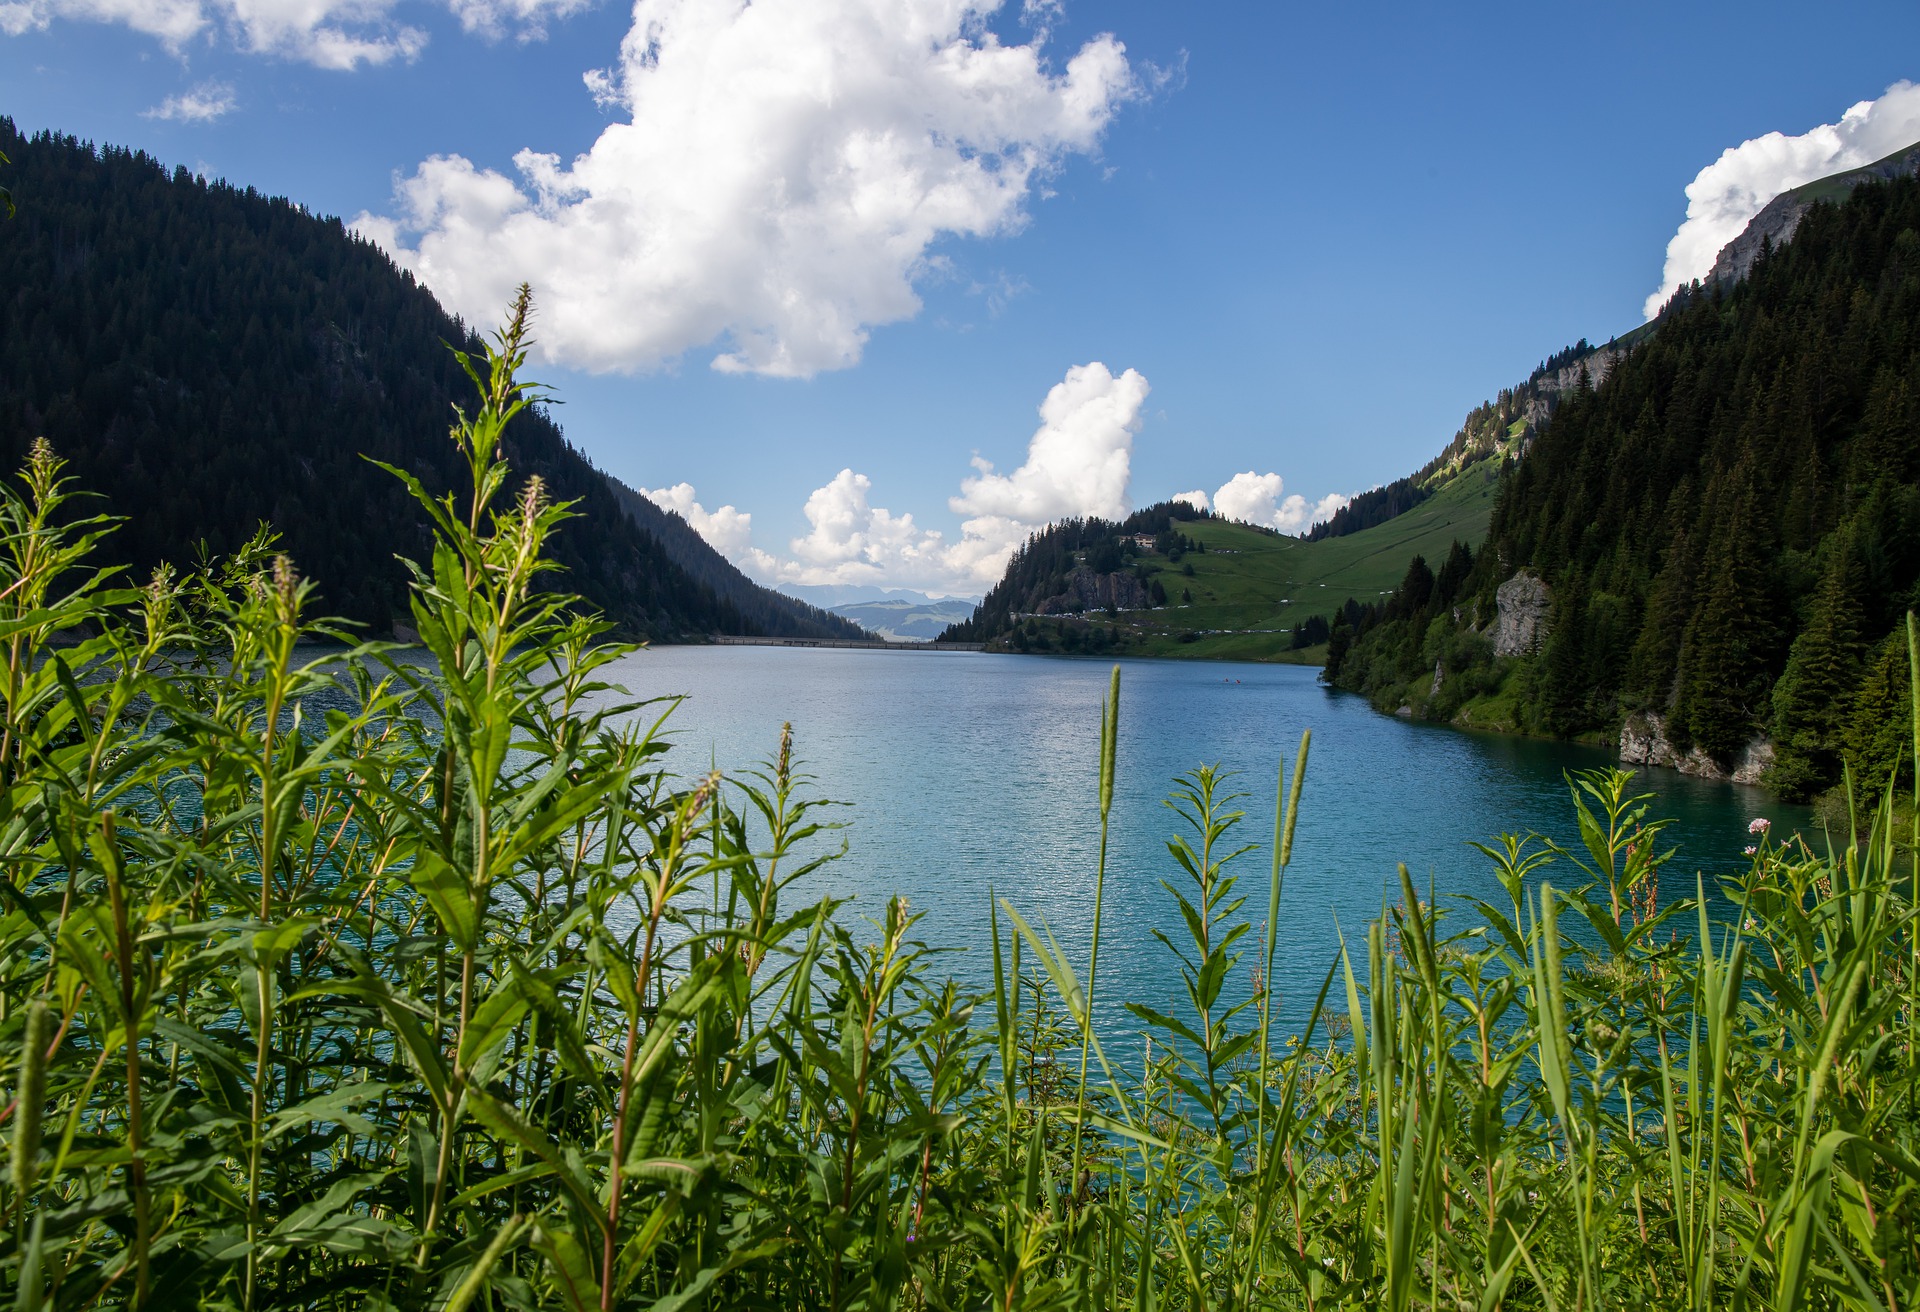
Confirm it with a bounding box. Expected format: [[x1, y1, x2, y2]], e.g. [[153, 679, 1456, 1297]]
[[0, 293, 1914, 1309]]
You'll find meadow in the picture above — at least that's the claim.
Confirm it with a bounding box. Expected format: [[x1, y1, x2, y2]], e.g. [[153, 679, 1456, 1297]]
[[0, 300, 1914, 1309], [1044, 471, 1497, 663]]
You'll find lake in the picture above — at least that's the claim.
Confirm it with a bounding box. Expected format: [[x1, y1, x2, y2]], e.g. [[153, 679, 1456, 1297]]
[[598, 645, 1812, 1050]]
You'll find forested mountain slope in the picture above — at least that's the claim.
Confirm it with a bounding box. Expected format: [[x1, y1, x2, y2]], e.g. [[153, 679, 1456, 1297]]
[[1330, 171, 1920, 800], [1306, 336, 1630, 543], [0, 120, 861, 641], [600, 475, 862, 639]]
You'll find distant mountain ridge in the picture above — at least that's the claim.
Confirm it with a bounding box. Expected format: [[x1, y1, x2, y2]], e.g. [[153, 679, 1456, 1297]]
[[823, 596, 977, 642], [779, 583, 977, 608], [0, 119, 860, 642]]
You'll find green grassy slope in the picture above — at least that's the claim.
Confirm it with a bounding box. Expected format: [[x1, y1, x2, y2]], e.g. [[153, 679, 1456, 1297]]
[[1012, 467, 1500, 662]]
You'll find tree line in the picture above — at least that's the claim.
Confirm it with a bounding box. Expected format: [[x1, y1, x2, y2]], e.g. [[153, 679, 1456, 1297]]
[[938, 499, 1208, 642]]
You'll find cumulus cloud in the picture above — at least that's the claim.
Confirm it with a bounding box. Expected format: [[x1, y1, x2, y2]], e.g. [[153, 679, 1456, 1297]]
[[1209, 471, 1347, 535], [1645, 81, 1920, 318], [749, 468, 955, 588], [659, 370, 1359, 590], [661, 361, 1149, 594], [359, 0, 1138, 375], [142, 81, 236, 121], [1280, 492, 1350, 534], [640, 481, 754, 559], [0, 0, 583, 65]]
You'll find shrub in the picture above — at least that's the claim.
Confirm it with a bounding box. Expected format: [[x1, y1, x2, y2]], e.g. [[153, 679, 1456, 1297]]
[[1, 297, 1916, 1310]]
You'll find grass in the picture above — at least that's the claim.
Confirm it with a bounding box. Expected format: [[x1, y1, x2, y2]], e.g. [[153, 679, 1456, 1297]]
[[1038, 470, 1499, 662], [3, 296, 1917, 1310]]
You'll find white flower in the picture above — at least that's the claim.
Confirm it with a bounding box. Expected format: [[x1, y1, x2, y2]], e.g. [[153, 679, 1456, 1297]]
[[1743, 845, 1757, 856]]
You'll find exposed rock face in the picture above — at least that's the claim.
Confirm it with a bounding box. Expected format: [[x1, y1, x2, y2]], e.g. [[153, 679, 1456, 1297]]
[[1036, 567, 1150, 616], [1709, 194, 1812, 290], [1706, 141, 1920, 290], [1619, 711, 1775, 785], [1532, 347, 1622, 398], [1492, 571, 1551, 657]]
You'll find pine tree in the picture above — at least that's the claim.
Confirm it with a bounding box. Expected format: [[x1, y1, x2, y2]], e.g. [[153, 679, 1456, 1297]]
[[1540, 580, 1589, 737], [1674, 480, 1782, 759], [1324, 616, 1354, 682], [1836, 625, 1915, 795], [1768, 526, 1870, 797], [1434, 540, 1473, 608], [1394, 555, 1435, 618]]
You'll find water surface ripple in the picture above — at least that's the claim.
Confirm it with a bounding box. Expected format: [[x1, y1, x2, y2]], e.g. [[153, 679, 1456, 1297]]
[[598, 647, 1811, 1047]]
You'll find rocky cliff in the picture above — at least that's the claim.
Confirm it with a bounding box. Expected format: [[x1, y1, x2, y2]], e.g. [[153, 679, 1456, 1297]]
[[1491, 571, 1551, 657], [1036, 566, 1152, 615], [1707, 140, 1920, 289], [1619, 711, 1775, 786]]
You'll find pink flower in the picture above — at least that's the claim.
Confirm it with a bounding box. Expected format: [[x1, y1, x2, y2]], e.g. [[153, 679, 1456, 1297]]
[[1743, 845, 1757, 856], [1748, 818, 1771, 835]]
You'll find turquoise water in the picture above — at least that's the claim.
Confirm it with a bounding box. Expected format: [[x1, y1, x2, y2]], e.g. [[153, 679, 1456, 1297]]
[[599, 646, 1811, 1048]]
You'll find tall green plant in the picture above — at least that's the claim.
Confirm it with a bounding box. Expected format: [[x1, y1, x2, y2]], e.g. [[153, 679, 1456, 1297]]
[[0, 293, 1916, 1310]]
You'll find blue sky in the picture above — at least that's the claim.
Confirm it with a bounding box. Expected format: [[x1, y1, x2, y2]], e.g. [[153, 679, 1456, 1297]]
[[5, 1, 1919, 595]]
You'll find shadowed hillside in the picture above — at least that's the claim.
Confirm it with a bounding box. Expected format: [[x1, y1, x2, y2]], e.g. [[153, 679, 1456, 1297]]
[[0, 120, 862, 641]]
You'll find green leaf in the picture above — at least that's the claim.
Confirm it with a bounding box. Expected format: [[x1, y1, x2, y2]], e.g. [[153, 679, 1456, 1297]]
[[459, 975, 533, 1073], [436, 1215, 529, 1312], [465, 1087, 605, 1230], [299, 972, 450, 1106], [531, 1222, 602, 1312], [409, 851, 479, 951]]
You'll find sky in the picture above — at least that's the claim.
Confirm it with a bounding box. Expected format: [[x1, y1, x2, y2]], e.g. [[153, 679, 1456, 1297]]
[[5, 2, 1920, 598]]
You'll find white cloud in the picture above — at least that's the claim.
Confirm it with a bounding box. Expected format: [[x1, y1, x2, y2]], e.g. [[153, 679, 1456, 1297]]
[[142, 81, 236, 121], [1209, 471, 1347, 535], [660, 372, 1356, 590], [445, 0, 587, 39], [640, 481, 754, 558], [939, 360, 1147, 583], [1279, 491, 1350, 534], [750, 468, 955, 588], [359, 0, 1138, 375], [662, 360, 1149, 594], [1211, 471, 1284, 526], [0, 0, 583, 65], [951, 362, 1143, 519], [1645, 81, 1920, 318]]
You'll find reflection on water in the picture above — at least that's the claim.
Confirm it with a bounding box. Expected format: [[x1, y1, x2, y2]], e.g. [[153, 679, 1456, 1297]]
[[594, 646, 1814, 1048]]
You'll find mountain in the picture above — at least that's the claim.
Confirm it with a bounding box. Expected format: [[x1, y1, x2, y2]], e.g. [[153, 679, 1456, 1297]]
[[779, 583, 974, 608], [1329, 162, 1920, 801], [1706, 139, 1920, 288], [935, 480, 1501, 659], [0, 120, 859, 642], [600, 479, 866, 639], [823, 595, 977, 642], [1305, 337, 1624, 543]]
